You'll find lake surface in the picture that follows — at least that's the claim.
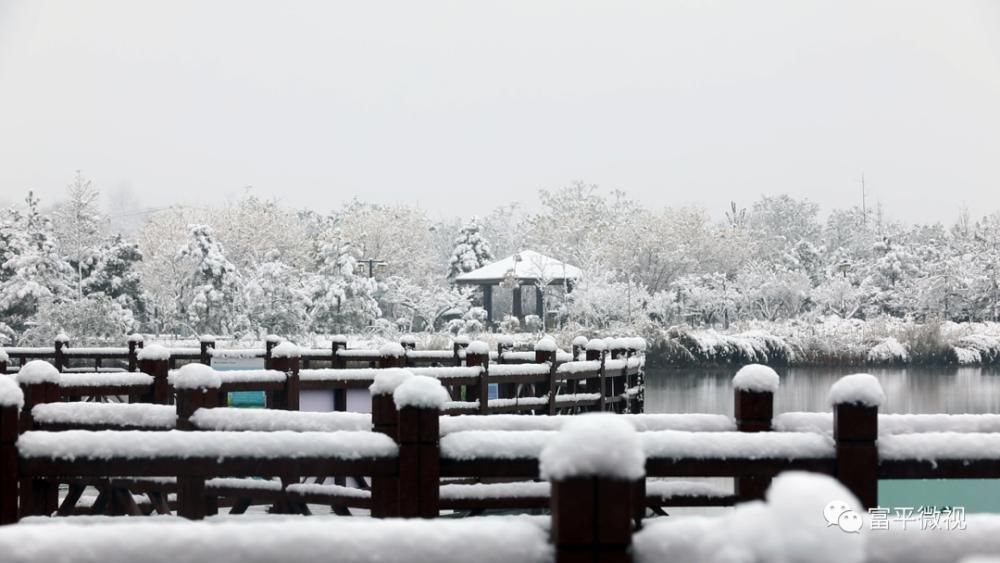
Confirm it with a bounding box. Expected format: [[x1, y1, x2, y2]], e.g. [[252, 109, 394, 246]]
[[645, 366, 1000, 415]]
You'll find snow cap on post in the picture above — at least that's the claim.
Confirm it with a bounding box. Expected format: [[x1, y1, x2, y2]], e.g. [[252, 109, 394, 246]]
[[16, 360, 60, 385], [270, 342, 301, 359], [495, 334, 514, 346], [168, 363, 221, 390], [126, 333, 144, 343], [534, 336, 557, 352], [0, 375, 24, 410], [400, 334, 417, 345], [466, 340, 490, 355], [733, 364, 781, 393], [393, 375, 450, 410], [330, 334, 348, 344], [369, 368, 414, 396], [828, 373, 885, 407], [54, 332, 70, 343], [379, 342, 406, 358], [540, 413, 645, 481], [585, 338, 607, 351], [0, 349, 8, 362], [265, 334, 282, 344], [571, 335, 589, 347], [198, 334, 216, 344], [453, 335, 470, 346], [137, 344, 170, 361]]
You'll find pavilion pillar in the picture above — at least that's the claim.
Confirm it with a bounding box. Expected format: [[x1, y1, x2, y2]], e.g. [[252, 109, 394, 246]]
[[482, 284, 493, 326], [535, 286, 544, 327], [512, 286, 523, 321]]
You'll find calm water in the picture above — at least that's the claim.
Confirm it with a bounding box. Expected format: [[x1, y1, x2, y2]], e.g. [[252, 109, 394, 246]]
[[645, 366, 1000, 415]]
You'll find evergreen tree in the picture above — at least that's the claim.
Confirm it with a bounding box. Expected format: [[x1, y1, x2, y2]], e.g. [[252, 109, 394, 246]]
[[447, 217, 494, 281], [308, 232, 380, 332], [177, 224, 244, 334], [81, 234, 148, 321]]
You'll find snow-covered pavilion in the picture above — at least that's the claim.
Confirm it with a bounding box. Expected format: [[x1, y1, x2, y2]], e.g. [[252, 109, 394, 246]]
[[454, 250, 582, 325]]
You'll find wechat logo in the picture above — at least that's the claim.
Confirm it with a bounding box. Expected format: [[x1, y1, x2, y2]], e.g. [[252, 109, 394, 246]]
[[824, 500, 863, 533]]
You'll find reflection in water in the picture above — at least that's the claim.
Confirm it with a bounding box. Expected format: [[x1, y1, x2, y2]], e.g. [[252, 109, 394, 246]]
[[644, 366, 1000, 415]]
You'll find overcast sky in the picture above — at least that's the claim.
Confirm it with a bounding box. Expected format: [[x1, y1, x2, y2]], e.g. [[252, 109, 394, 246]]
[[1, 0, 998, 223]]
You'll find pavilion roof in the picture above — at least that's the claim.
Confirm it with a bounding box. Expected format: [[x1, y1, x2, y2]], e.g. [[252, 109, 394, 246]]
[[454, 250, 582, 285]]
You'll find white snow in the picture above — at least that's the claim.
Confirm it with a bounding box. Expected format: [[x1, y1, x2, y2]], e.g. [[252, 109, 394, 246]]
[[330, 334, 348, 344], [465, 340, 490, 355], [440, 481, 549, 500], [495, 335, 514, 346], [337, 349, 379, 358], [732, 364, 781, 393], [0, 518, 552, 563], [571, 336, 588, 347], [404, 351, 455, 360], [626, 337, 647, 351], [555, 360, 602, 374], [399, 334, 417, 345], [199, 334, 216, 343], [55, 332, 70, 343], [270, 342, 301, 359], [409, 367, 483, 379], [879, 432, 1000, 461], [489, 364, 551, 377], [58, 372, 153, 387], [828, 373, 885, 407], [62, 347, 129, 356], [378, 343, 406, 358], [540, 413, 645, 480], [438, 414, 735, 434], [623, 414, 736, 432], [369, 369, 414, 396], [632, 472, 864, 563], [866, 514, 1000, 563], [137, 344, 170, 361], [285, 483, 371, 499], [127, 334, 145, 343], [32, 403, 175, 429], [0, 375, 24, 409], [774, 412, 1000, 435], [17, 430, 398, 460], [645, 480, 731, 499], [604, 359, 628, 370], [499, 351, 537, 362], [15, 360, 60, 385], [533, 337, 557, 352], [190, 408, 371, 432], [215, 370, 286, 384], [585, 338, 607, 351], [168, 364, 221, 390], [453, 335, 470, 345], [441, 431, 555, 460], [0, 349, 7, 362], [206, 478, 282, 491], [867, 337, 909, 364], [641, 431, 834, 460], [211, 349, 266, 359], [265, 334, 283, 343], [393, 375, 450, 410]]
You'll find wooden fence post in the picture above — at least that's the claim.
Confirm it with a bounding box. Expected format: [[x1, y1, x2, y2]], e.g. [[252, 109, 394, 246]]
[[496, 336, 515, 399], [534, 338, 557, 415], [400, 335, 417, 367], [544, 414, 643, 563], [137, 345, 172, 404], [571, 336, 588, 361], [369, 370, 411, 518], [15, 361, 60, 516], [732, 364, 779, 501], [54, 333, 69, 372], [832, 374, 882, 510], [264, 334, 282, 361], [379, 343, 406, 369], [0, 377, 22, 525], [126, 334, 144, 372], [0, 349, 7, 376], [198, 335, 215, 366], [452, 336, 469, 367], [171, 364, 221, 431], [331, 335, 348, 411], [608, 339, 628, 414], [269, 342, 300, 411], [585, 340, 606, 412], [464, 341, 490, 414], [395, 376, 446, 518]]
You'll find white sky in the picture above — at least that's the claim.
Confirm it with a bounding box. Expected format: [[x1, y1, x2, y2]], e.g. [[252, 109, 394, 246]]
[[1, 0, 998, 222]]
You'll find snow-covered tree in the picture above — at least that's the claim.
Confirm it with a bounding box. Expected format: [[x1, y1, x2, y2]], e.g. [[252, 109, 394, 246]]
[[0, 192, 74, 337], [177, 224, 244, 335], [243, 251, 311, 336], [308, 233, 380, 332], [80, 234, 147, 320], [53, 171, 105, 299], [447, 217, 494, 281]]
